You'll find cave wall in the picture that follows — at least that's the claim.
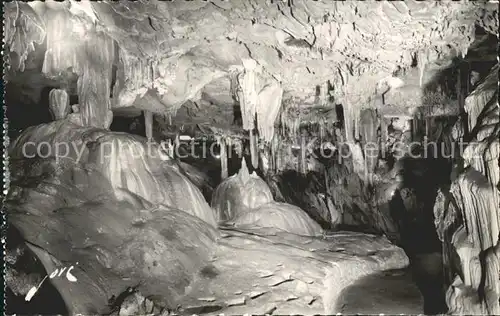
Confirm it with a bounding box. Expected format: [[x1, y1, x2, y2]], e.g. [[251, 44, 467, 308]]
[[433, 64, 499, 314]]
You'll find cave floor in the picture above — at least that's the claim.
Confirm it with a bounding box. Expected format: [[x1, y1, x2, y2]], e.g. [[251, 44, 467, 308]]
[[338, 268, 423, 314], [177, 227, 415, 315]]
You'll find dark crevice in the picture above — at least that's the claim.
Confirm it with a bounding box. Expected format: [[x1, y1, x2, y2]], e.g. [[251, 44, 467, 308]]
[[147, 16, 157, 31]]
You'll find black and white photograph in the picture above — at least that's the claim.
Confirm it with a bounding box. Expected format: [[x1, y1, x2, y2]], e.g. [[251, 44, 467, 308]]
[[2, 0, 499, 315]]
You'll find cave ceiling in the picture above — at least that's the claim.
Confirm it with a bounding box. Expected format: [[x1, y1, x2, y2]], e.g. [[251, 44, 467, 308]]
[[4, 0, 499, 138]]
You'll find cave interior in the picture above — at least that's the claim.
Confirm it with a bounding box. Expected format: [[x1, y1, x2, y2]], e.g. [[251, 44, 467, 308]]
[[3, 1, 499, 315]]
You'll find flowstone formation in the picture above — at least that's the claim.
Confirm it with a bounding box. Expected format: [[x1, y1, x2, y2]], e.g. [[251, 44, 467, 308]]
[[434, 65, 500, 315]]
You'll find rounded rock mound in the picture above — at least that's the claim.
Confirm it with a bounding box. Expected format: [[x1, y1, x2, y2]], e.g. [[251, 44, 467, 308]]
[[233, 201, 323, 237]]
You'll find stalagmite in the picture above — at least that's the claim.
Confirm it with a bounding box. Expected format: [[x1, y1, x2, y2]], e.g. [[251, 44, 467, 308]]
[[250, 130, 258, 169], [48, 89, 70, 121], [144, 111, 153, 141]]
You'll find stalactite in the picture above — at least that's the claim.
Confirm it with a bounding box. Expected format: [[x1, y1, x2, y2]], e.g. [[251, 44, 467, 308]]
[[344, 106, 353, 142], [42, 9, 76, 76], [319, 119, 325, 141], [48, 89, 70, 121], [114, 48, 151, 108], [259, 144, 269, 175], [233, 138, 243, 158], [380, 116, 387, 143], [360, 109, 379, 182], [270, 135, 277, 173], [298, 131, 306, 174], [219, 136, 228, 180], [166, 139, 174, 158], [77, 31, 115, 129], [175, 134, 180, 149], [226, 137, 233, 162], [411, 117, 418, 141], [250, 130, 258, 169], [113, 46, 178, 110], [292, 116, 301, 141], [279, 110, 286, 138], [256, 80, 283, 142], [43, 10, 114, 129], [419, 50, 427, 87], [457, 63, 470, 137], [4, 2, 45, 72], [238, 59, 259, 131], [425, 117, 431, 137], [352, 108, 361, 141], [144, 111, 153, 141]]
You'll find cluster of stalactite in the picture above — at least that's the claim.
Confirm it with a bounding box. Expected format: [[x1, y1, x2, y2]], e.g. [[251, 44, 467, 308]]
[[248, 100, 451, 235], [3, 2, 46, 73], [112, 47, 178, 111], [232, 58, 284, 144]]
